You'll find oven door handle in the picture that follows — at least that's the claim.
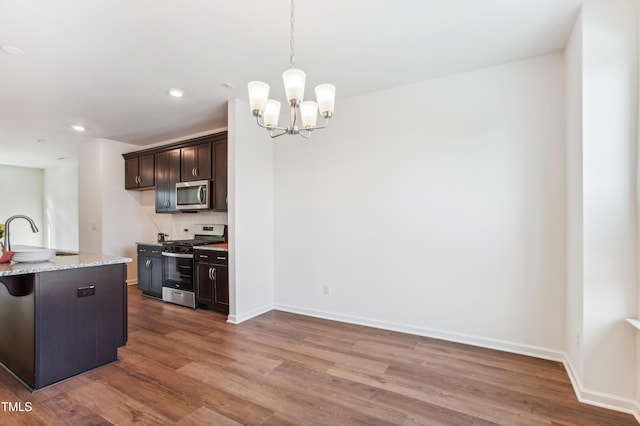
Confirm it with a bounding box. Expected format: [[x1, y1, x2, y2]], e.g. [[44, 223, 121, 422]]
[[162, 252, 193, 259]]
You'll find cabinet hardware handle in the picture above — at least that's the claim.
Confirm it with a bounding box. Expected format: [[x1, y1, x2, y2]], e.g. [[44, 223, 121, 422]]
[[212, 268, 216, 281], [195, 167, 198, 176], [200, 255, 209, 259], [208, 267, 213, 280], [216, 256, 225, 260]]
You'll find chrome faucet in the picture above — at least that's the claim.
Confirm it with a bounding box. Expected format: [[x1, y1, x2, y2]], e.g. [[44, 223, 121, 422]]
[[3, 215, 39, 252]]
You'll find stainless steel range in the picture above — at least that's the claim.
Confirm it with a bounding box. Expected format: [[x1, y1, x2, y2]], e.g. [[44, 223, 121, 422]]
[[161, 224, 226, 309]]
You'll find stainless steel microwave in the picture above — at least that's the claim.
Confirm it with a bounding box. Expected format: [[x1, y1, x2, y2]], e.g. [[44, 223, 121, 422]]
[[176, 180, 210, 210]]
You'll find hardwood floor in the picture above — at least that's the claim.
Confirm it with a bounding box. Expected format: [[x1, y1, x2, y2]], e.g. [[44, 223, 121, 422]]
[[0, 285, 636, 425]]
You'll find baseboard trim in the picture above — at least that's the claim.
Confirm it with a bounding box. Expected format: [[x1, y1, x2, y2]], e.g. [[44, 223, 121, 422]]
[[274, 303, 640, 421], [274, 303, 564, 361], [126, 279, 137, 286], [562, 357, 640, 423], [227, 303, 274, 325]]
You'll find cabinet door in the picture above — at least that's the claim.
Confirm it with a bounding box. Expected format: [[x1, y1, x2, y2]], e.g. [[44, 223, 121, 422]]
[[181, 146, 197, 182], [137, 254, 151, 292], [125, 157, 140, 189], [195, 142, 212, 180], [149, 256, 163, 297], [212, 264, 229, 309], [181, 143, 212, 182], [212, 141, 227, 211], [138, 154, 155, 188], [155, 149, 181, 213], [195, 262, 213, 305]]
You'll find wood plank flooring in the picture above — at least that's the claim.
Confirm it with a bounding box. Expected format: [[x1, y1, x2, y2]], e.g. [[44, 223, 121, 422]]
[[0, 285, 636, 425]]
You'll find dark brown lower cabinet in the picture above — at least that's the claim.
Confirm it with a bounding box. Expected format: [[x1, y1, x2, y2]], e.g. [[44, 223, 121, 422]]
[[195, 250, 229, 314], [137, 244, 163, 298], [0, 263, 127, 390]]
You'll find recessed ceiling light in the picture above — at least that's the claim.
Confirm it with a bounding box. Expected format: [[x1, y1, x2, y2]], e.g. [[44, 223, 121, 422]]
[[222, 82, 235, 89], [37, 139, 46, 144], [168, 88, 184, 98], [1, 44, 24, 56], [70, 124, 86, 132]]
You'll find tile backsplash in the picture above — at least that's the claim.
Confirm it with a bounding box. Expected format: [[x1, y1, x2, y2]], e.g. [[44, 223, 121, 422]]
[[139, 191, 227, 243]]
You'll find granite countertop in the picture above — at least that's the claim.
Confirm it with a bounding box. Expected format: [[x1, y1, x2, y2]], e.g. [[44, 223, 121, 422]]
[[0, 252, 132, 277], [195, 243, 228, 252], [136, 241, 163, 247]]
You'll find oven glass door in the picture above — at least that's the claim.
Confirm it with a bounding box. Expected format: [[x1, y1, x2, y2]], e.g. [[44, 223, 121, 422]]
[[162, 254, 194, 292]]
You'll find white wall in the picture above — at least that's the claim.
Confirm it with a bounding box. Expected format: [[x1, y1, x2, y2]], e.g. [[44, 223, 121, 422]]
[[227, 99, 275, 323], [565, 7, 585, 385], [0, 165, 44, 248], [273, 53, 567, 356], [78, 138, 142, 281], [43, 162, 79, 251], [78, 141, 103, 255], [580, 0, 638, 403]]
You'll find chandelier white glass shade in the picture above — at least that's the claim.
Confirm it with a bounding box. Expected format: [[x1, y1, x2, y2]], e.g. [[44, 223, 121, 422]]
[[248, 0, 335, 139]]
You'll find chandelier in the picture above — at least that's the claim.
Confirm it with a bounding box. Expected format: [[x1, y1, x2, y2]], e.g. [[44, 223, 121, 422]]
[[247, 0, 335, 139]]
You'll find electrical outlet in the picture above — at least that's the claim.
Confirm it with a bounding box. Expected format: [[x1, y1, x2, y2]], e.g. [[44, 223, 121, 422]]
[[322, 285, 329, 296]]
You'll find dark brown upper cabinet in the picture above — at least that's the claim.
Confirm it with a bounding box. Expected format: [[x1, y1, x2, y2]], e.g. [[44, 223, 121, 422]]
[[122, 131, 227, 212], [155, 149, 181, 213], [181, 142, 212, 182], [212, 140, 227, 211], [124, 154, 154, 190]]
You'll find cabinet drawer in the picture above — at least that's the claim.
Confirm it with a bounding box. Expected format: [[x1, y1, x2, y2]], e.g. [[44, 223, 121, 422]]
[[195, 251, 227, 265], [137, 245, 162, 256]]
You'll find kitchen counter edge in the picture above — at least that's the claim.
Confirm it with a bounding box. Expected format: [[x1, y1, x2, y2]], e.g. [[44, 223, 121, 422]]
[[194, 244, 228, 252], [0, 253, 132, 277]]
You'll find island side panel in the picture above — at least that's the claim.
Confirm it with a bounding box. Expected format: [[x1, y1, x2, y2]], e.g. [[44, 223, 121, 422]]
[[0, 274, 35, 388], [35, 263, 126, 389]]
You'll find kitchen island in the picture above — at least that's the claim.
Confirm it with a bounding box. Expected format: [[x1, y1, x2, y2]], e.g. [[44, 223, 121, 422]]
[[0, 252, 131, 391]]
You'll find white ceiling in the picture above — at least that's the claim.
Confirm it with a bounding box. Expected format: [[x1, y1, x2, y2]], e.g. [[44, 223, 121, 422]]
[[1, 0, 582, 169]]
